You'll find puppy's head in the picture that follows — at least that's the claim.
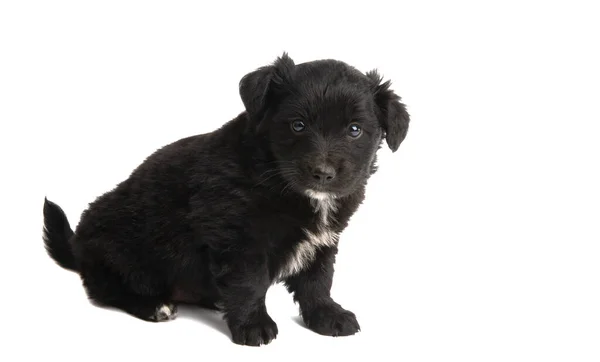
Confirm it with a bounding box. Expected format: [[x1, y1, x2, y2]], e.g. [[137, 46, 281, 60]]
[[240, 53, 410, 197]]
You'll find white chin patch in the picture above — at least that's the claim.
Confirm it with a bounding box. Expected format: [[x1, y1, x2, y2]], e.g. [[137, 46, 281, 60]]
[[305, 189, 333, 201]]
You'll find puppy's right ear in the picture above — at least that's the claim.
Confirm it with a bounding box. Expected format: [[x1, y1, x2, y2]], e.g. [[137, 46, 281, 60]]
[[239, 53, 295, 124]]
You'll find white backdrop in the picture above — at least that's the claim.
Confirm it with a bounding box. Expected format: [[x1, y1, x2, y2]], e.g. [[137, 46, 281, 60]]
[[1, 1, 599, 361]]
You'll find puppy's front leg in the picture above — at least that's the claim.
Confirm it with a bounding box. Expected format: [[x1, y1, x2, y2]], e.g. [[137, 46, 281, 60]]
[[215, 253, 278, 346], [284, 246, 360, 337]]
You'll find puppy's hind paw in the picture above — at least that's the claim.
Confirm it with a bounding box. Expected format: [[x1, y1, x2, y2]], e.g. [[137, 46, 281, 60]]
[[150, 303, 178, 322]]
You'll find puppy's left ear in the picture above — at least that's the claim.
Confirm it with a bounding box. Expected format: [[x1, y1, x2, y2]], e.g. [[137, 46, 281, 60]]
[[367, 70, 410, 152]]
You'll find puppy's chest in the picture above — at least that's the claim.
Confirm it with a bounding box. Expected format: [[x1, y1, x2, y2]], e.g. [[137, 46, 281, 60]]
[[276, 195, 339, 280]]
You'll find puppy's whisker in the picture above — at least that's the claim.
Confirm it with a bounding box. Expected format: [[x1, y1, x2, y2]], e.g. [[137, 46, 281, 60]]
[[254, 168, 299, 188], [281, 179, 299, 196], [255, 171, 280, 184]]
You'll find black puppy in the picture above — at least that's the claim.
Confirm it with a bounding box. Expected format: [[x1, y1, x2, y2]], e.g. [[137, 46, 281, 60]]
[[42, 54, 410, 346]]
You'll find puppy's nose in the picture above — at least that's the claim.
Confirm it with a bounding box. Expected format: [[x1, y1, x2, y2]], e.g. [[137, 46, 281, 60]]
[[312, 164, 336, 183]]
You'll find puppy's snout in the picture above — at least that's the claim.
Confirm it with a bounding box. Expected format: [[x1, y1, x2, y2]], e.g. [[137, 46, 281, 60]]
[[311, 164, 336, 184]]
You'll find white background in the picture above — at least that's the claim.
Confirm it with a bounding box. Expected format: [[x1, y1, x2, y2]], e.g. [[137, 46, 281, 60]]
[[1, 1, 599, 361]]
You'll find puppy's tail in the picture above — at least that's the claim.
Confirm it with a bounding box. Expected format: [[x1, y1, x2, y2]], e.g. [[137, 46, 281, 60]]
[[42, 198, 78, 272]]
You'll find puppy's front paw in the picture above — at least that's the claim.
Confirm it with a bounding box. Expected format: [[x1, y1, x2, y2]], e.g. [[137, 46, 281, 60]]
[[229, 314, 278, 346], [304, 304, 360, 337]]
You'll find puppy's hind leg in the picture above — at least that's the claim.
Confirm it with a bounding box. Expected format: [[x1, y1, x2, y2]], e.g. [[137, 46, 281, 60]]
[[116, 298, 178, 322], [80, 262, 177, 322]]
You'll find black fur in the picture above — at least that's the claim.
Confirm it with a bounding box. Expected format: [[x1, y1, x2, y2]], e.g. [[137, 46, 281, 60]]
[[42, 53, 410, 346], [43, 198, 77, 272]]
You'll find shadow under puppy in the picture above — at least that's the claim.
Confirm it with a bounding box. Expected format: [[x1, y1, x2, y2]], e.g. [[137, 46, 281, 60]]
[[42, 53, 410, 346]]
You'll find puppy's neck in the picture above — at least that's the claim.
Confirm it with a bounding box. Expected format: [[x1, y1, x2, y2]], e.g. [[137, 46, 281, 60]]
[[305, 189, 337, 226]]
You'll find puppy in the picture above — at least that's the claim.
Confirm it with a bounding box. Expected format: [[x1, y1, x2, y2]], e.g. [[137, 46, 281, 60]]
[[42, 53, 410, 346]]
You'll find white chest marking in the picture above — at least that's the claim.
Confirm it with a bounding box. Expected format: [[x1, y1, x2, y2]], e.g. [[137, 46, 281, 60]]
[[277, 190, 339, 280]]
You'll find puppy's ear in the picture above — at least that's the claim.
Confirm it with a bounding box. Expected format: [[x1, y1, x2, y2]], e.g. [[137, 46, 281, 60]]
[[367, 70, 410, 152], [239, 53, 295, 124]]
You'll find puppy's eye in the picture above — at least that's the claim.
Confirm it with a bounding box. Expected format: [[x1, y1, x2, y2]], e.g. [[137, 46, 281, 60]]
[[291, 120, 306, 133], [348, 123, 362, 138]]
